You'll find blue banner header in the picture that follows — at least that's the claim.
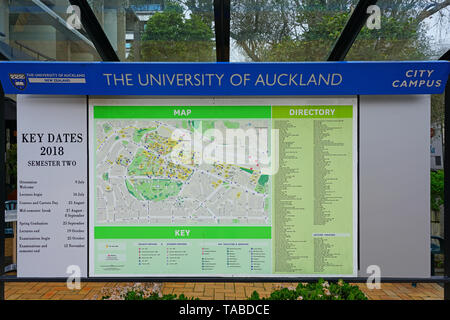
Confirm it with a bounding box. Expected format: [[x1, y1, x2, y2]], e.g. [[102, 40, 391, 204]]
[[0, 61, 449, 96]]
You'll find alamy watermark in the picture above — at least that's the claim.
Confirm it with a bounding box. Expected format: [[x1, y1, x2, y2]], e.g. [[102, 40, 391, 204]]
[[366, 265, 382, 289], [169, 123, 280, 175], [66, 5, 82, 30], [366, 5, 381, 30], [66, 265, 81, 290]]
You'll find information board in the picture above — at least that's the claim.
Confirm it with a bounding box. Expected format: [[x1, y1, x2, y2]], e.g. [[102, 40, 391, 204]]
[[88, 98, 357, 277], [17, 95, 87, 277], [5, 60, 449, 280]]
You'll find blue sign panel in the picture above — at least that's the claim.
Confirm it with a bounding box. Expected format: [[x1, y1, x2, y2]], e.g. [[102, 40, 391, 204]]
[[0, 61, 449, 96]]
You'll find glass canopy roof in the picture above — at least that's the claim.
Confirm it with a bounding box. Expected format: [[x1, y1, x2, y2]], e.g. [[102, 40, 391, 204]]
[[0, 0, 448, 62], [1, 0, 100, 61]]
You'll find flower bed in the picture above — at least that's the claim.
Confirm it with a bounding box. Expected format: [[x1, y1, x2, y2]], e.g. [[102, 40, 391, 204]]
[[101, 279, 367, 300]]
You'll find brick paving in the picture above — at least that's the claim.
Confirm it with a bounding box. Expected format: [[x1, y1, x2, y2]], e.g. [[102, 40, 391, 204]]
[[3, 281, 444, 300]]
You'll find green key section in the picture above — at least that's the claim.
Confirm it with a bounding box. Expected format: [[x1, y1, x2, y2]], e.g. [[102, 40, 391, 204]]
[[95, 239, 272, 275], [95, 226, 272, 239], [94, 105, 271, 119]]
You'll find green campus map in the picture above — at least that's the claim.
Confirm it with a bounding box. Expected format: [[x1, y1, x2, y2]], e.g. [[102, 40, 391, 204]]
[[92, 105, 355, 276]]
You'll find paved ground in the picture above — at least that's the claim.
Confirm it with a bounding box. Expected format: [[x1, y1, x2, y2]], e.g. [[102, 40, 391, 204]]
[[3, 281, 444, 300]]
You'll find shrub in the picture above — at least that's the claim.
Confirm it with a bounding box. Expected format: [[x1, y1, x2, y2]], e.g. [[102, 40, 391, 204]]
[[248, 279, 367, 300], [103, 291, 198, 300], [430, 170, 444, 213]]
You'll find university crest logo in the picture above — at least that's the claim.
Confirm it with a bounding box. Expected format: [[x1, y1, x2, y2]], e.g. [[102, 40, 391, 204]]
[[9, 73, 27, 90]]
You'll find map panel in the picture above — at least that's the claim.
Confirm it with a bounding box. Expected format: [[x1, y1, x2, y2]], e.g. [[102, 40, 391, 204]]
[[95, 117, 271, 226], [90, 103, 357, 277]]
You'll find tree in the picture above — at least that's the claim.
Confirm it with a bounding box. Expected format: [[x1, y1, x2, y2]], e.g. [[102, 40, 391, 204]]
[[182, 0, 214, 26], [140, 1, 214, 61], [230, 0, 450, 61], [231, 0, 299, 61]]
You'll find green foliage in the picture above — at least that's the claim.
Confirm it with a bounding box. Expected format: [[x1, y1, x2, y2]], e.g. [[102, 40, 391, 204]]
[[248, 279, 367, 300], [430, 170, 444, 213], [6, 144, 17, 191], [346, 16, 429, 61], [249, 290, 261, 300], [431, 94, 445, 127], [266, 12, 429, 62], [265, 12, 349, 61], [102, 290, 199, 300], [140, 1, 214, 61], [182, 0, 214, 26]]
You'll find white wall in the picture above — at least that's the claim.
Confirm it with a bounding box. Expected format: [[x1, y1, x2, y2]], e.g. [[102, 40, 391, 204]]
[[359, 95, 430, 278]]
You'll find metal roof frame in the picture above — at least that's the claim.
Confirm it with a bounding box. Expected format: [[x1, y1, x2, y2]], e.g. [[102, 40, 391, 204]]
[[440, 49, 450, 61], [214, 0, 231, 62], [327, 0, 378, 61]]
